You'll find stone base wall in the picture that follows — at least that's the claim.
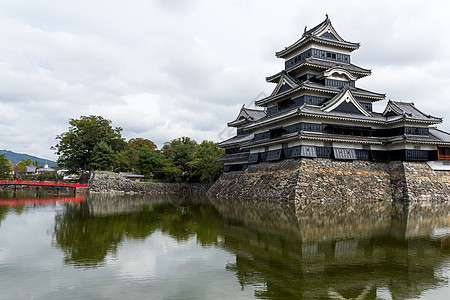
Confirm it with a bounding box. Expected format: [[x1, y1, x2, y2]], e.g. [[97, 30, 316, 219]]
[[207, 158, 450, 202], [296, 159, 392, 202], [207, 160, 301, 201], [402, 162, 450, 201], [88, 172, 211, 195]]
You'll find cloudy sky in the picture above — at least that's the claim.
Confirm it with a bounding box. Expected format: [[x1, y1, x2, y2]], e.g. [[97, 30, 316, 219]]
[[1, 0, 450, 160]]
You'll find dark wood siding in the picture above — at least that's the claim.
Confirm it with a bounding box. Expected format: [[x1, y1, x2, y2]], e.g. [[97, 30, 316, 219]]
[[248, 153, 259, 164], [324, 78, 355, 88], [266, 150, 282, 161], [284, 48, 350, 70]]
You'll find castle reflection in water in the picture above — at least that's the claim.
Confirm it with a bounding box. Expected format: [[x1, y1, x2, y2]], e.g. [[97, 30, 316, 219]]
[[48, 194, 450, 299]]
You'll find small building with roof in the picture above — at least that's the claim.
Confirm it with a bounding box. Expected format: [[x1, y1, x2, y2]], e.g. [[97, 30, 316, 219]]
[[217, 15, 450, 171], [26, 166, 37, 175]]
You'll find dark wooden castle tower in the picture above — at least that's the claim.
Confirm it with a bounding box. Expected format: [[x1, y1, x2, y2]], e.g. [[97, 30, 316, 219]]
[[217, 16, 450, 172]]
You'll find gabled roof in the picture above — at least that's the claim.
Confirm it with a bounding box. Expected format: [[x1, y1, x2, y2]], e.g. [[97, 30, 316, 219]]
[[382, 100, 404, 116], [255, 80, 385, 106], [270, 71, 299, 97], [321, 87, 371, 117], [382, 100, 442, 123], [227, 106, 266, 127], [303, 81, 385, 100], [267, 58, 371, 83], [316, 67, 358, 81], [276, 16, 360, 59]]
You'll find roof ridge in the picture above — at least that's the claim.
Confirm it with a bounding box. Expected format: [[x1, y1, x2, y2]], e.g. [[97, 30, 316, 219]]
[[242, 107, 265, 112], [303, 15, 330, 37], [390, 100, 412, 105], [392, 100, 442, 120], [430, 127, 450, 135], [352, 86, 386, 97], [305, 57, 372, 72]]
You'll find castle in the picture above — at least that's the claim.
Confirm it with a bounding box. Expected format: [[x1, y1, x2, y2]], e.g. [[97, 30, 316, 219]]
[[217, 16, 450, 173]]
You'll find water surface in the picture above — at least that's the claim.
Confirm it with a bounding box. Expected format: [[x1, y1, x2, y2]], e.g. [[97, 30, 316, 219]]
[[0, 192, 449, 299]]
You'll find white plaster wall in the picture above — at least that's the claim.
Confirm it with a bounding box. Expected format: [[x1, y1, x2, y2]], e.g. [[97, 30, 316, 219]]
[[427, 160, 450, 171]]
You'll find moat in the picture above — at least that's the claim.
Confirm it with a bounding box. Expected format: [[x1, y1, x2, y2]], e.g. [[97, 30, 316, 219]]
[[1, 191, 450, 299]]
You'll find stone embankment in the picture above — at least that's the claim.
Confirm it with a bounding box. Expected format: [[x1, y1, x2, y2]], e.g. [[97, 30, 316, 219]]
[[88, 172, 211, 195], [207, 158, 450, 202]]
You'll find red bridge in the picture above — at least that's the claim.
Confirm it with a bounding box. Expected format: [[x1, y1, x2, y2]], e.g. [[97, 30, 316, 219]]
[[0, 180, 87, 188], [0, 180, 87, 195]]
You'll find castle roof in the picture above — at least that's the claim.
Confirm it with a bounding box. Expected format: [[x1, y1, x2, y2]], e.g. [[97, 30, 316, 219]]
[[227, 106, 266, 127], [276, 16, 360, 59], [429, 127, 450, 143], [240, 127, 450, 149], [217, 15, 450, 164], [216, 133, 254, 148], [244, 99, 442, 130], [383, 100, 442, 122], [255, 81, 385, 107], [267, 58, 371, 83], [216, 152, 250, 162]]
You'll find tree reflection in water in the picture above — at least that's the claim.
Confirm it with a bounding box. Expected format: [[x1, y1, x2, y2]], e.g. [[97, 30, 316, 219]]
[[52, 194, 450, 299], [53, 194, 224, 268]]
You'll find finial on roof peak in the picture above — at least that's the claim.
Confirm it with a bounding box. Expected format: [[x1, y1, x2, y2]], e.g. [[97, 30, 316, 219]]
[[304, 26, 307, 33], [325, 13, 329, 19]]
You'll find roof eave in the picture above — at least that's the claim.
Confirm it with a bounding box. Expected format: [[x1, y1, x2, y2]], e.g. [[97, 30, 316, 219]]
[[275, 37, 360, 59]]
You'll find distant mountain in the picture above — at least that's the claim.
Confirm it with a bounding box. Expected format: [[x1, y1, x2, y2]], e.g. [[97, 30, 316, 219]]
[[0, 150, 58, 167]]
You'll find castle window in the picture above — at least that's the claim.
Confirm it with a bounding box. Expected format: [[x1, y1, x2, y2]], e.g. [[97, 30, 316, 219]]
[[269, 127, 285, 139], [278, 99, 294, 111]]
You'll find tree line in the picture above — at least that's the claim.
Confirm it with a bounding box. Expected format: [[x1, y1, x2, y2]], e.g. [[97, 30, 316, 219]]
[[51, 115, 225, 183], [0, 155, 40, 180]]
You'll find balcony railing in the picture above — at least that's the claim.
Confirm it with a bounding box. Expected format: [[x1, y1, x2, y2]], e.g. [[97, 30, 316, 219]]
[[438, 154, 450, 160]]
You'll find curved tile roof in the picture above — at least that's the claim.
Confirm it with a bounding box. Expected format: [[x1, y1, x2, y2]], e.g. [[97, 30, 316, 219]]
[[275, 16, 360, 58]]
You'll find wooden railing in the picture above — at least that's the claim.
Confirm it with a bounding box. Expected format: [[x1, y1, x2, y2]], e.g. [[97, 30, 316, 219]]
[[438, 154, 450, 161]]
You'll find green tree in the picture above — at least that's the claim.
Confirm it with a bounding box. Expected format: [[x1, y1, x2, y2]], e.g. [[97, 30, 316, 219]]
[[90, 142, 115, 171], [128, 138, 157, 152], [13, 160, 27, 179], [114, 138, 158, 172], [162, 137, 197, 163], [160, 137, 198, 181], [0, 153, 12, 180], [53, 115, 125, 172], [138, 146, 163, 178], [188, 141, 224, 183], [114, 150, 132, 172], [159, 159, 183, 182], [24, 158, 38, 166]]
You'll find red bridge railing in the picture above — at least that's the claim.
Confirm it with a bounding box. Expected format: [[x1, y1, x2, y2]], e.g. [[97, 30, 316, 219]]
[[0, 180, 87, 188]]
